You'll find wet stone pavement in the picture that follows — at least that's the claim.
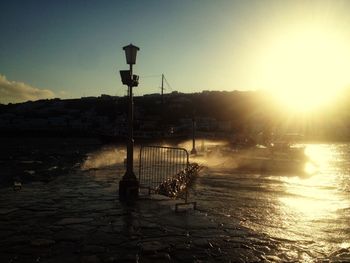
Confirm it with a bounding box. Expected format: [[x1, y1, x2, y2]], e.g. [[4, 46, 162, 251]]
[[0, 164, 265, 263], [0, 165, 344, 263]]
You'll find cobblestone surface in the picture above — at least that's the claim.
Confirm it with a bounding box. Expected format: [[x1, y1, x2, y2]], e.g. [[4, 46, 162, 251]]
[[0, 164, 272, 263], [2, 164, 347, 262]]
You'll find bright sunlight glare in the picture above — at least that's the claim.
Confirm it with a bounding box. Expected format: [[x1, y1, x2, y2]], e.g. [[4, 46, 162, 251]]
[[259, 27, 350, 112]]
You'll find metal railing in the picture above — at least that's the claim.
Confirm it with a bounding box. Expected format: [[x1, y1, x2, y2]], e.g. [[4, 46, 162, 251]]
[[138, 145, 189, 191], [139, 145, 197, 211]]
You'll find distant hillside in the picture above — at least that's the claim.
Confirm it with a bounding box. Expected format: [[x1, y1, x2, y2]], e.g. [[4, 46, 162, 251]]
[[1, 90, 350, 141]]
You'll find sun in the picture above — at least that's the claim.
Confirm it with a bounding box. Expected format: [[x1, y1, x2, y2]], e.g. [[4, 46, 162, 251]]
[[258, 27, 350, 112]]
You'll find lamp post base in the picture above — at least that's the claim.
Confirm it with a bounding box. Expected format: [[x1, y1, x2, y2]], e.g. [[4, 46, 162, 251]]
[[191, 148, 197, 155], [119, 177, 139, 202]]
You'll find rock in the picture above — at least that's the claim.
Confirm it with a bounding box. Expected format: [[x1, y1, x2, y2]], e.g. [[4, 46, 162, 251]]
[[31, 238, 56, 247], [56, 218, 94, 225]]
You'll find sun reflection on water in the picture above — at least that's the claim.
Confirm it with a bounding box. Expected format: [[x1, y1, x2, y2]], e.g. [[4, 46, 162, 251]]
[[195, 143, 350, 260], [277, 144, 350, 252]]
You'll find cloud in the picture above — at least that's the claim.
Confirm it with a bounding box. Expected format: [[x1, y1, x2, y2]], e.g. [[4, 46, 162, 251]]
[[0, 74, 55, 104]]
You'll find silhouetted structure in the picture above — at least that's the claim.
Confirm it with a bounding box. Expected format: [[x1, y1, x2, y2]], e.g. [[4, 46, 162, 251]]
[[118, 44, 140, 202]]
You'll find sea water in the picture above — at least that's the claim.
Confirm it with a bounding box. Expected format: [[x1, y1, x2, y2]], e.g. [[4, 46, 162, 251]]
[[3, 138, 348, 260], [191, 143, 350, 260]]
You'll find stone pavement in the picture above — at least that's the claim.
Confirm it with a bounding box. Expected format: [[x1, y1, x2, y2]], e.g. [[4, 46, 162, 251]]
[[0, 165, 309, 263]]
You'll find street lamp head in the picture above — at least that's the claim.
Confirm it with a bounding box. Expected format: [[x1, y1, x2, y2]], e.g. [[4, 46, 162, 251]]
[[120, 70, 139, 87], [120, 70, 131, 86], [123, 43, 140, 65], [132, 74, 139, 87]]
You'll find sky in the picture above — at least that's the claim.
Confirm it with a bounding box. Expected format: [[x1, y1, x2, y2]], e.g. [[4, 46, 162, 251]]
[[1, 0, 350, 104]]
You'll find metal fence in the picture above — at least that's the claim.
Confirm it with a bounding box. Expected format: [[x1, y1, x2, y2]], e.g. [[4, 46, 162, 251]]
[[139, 146, 198, 212], [138, 145, 189, 192]]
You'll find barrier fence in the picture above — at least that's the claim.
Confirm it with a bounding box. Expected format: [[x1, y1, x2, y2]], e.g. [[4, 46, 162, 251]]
[[139, 145, 197, 211], [138, 145, 189, 192]]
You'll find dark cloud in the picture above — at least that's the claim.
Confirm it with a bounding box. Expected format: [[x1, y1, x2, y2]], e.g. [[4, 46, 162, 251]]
[[0, 74, 55, 104]]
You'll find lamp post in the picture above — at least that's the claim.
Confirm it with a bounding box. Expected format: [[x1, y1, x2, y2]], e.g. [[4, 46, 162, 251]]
[[119, 43, 140, 202]]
